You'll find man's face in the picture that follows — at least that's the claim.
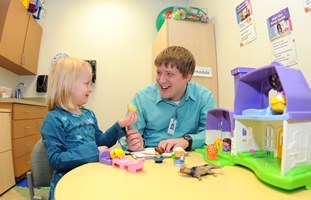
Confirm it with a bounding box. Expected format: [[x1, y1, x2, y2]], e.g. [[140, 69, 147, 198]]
[[155, 63, 191, 102]]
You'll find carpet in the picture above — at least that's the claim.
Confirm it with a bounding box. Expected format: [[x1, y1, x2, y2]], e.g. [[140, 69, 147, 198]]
[[13, 178, 49, 199], [13, 186, 49, 199]]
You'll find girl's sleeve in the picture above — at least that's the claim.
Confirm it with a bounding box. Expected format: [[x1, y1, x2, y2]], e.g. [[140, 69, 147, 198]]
[[95, 122, 126, 147], [41, 112, 100, 172], [90, 110, 126, 147]]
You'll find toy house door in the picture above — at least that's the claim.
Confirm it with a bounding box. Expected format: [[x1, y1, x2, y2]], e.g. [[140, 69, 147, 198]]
[[281, 121, 311, 175]]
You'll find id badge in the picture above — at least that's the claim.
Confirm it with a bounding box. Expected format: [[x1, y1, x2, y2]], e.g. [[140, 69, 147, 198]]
[[168, 118, 177, 135]]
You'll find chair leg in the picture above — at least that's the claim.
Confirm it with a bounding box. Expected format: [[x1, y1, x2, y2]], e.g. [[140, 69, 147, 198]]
[[27, 171, 35, 200]]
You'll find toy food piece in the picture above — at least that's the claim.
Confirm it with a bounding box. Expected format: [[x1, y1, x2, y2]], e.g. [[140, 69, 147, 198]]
[[110, 148, 125, 159], [179, 164, 223, 181], [127, 104, 137, 112]]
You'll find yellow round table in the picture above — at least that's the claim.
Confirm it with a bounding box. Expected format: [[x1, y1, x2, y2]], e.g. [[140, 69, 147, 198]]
[[55, 152, 310, 200]]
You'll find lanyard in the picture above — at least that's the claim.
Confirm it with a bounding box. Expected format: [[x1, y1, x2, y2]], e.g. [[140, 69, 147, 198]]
[[167, 98, 188, 135]]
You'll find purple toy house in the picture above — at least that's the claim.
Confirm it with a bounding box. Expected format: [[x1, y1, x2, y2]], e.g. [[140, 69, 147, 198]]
[[231, 62, 311, 176], [205, 108, 235, 152]]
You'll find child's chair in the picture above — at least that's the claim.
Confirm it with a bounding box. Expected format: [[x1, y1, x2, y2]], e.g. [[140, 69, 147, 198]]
[[27, 139, 54, 200]]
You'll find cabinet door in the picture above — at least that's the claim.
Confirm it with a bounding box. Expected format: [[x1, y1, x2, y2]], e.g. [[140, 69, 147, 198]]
[[0, 0, 28, 69], [0, 0, 42, 75], [168, 20, 218, 103], [0, 112, 11, 153], [152, 19, 218, 103], [22, 15, 42, 74], [0, 151, 15, 195]]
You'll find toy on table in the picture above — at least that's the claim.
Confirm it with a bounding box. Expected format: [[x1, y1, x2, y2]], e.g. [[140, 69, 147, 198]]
[[99, 148, 145, 173], [179, 164, 223, 181], [206, 144, 218, 160], [154, 146, 165, 163], [171, 147, 186, 166], [222, 138, 232, 152], [198, 62, 311, 190], [99, 148, 125, 165], [99, 150, 113, 165]]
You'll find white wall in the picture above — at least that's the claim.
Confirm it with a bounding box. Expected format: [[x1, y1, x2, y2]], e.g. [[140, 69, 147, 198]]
[[190, 0, 311, 109], [21, 0, 189, 130], [1, 0, 311, 130]]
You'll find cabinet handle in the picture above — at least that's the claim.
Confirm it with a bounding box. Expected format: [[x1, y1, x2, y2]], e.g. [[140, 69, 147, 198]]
[[25, 144, 31, 148]]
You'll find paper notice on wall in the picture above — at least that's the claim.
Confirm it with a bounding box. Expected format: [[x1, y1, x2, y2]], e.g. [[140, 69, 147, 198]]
[[303, 0, 311, 13], [271, 35, 297, 67], [236, 0, 257, 47], [267, 7, 297, 67], [194, 66, 212, 78]]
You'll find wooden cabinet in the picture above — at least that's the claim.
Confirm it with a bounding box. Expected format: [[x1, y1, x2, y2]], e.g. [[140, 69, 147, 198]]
[[0, 109, 15, 195], [0, 0, 42, 75], [152, 19, 218, 104], [0, 103, 47, 177]]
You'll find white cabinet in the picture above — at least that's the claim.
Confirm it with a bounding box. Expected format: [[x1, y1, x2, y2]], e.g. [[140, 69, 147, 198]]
[[0, 108, 15, 195]]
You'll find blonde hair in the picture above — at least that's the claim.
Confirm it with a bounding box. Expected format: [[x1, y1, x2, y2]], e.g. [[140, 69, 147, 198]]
[[47, 56, 91, 111]]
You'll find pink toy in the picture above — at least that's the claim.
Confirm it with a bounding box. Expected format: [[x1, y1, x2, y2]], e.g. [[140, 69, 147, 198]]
[[125, 158, 145, 173], [112, 158, 145, 173], [112, 158, 132, 169]]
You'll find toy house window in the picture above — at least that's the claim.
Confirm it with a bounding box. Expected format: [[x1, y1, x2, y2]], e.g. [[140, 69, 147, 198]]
[[242, 128, 247, 136], [265, 126, 275, 150]]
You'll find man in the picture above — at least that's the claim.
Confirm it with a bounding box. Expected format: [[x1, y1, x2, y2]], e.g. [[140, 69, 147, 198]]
[[121, 46, 216, 152]]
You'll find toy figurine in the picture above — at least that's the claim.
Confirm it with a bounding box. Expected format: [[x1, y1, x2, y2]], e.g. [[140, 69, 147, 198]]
[[222, 138, 232, 152], [270, 91, 286, 113], [206, 144, 218, 160], [154, 146, 165, 163], [172, 147, 186, 166], [179, 164, 223, 181]]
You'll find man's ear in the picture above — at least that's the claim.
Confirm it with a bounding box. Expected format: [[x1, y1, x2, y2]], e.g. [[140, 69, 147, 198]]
[[186, 73, 193, 82]]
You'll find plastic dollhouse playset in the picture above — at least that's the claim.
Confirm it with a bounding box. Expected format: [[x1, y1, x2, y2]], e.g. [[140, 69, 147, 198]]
[[198, 62, 311, 190]]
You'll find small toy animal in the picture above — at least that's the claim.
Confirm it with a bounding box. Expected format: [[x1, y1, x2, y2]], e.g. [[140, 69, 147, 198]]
[[179, 164, 223, 181]]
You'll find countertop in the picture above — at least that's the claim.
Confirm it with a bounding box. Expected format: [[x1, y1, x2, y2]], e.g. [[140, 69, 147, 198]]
[[0, 98, 46, 106]]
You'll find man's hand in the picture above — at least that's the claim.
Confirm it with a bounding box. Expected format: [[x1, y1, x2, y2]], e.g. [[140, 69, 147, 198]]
[[158, 138, 189, 152], [126, 127, 144, 152]]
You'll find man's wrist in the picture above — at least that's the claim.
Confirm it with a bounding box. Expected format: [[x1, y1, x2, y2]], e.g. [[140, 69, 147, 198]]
[[183, 135, 192, 151]]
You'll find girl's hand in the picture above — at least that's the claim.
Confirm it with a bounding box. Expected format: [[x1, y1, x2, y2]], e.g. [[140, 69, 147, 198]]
[[98, 146, 109, 152], [118, 112, 137, 128]]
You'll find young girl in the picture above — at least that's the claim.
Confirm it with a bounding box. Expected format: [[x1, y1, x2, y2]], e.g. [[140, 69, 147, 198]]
[[41, 53, 137, 200]]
